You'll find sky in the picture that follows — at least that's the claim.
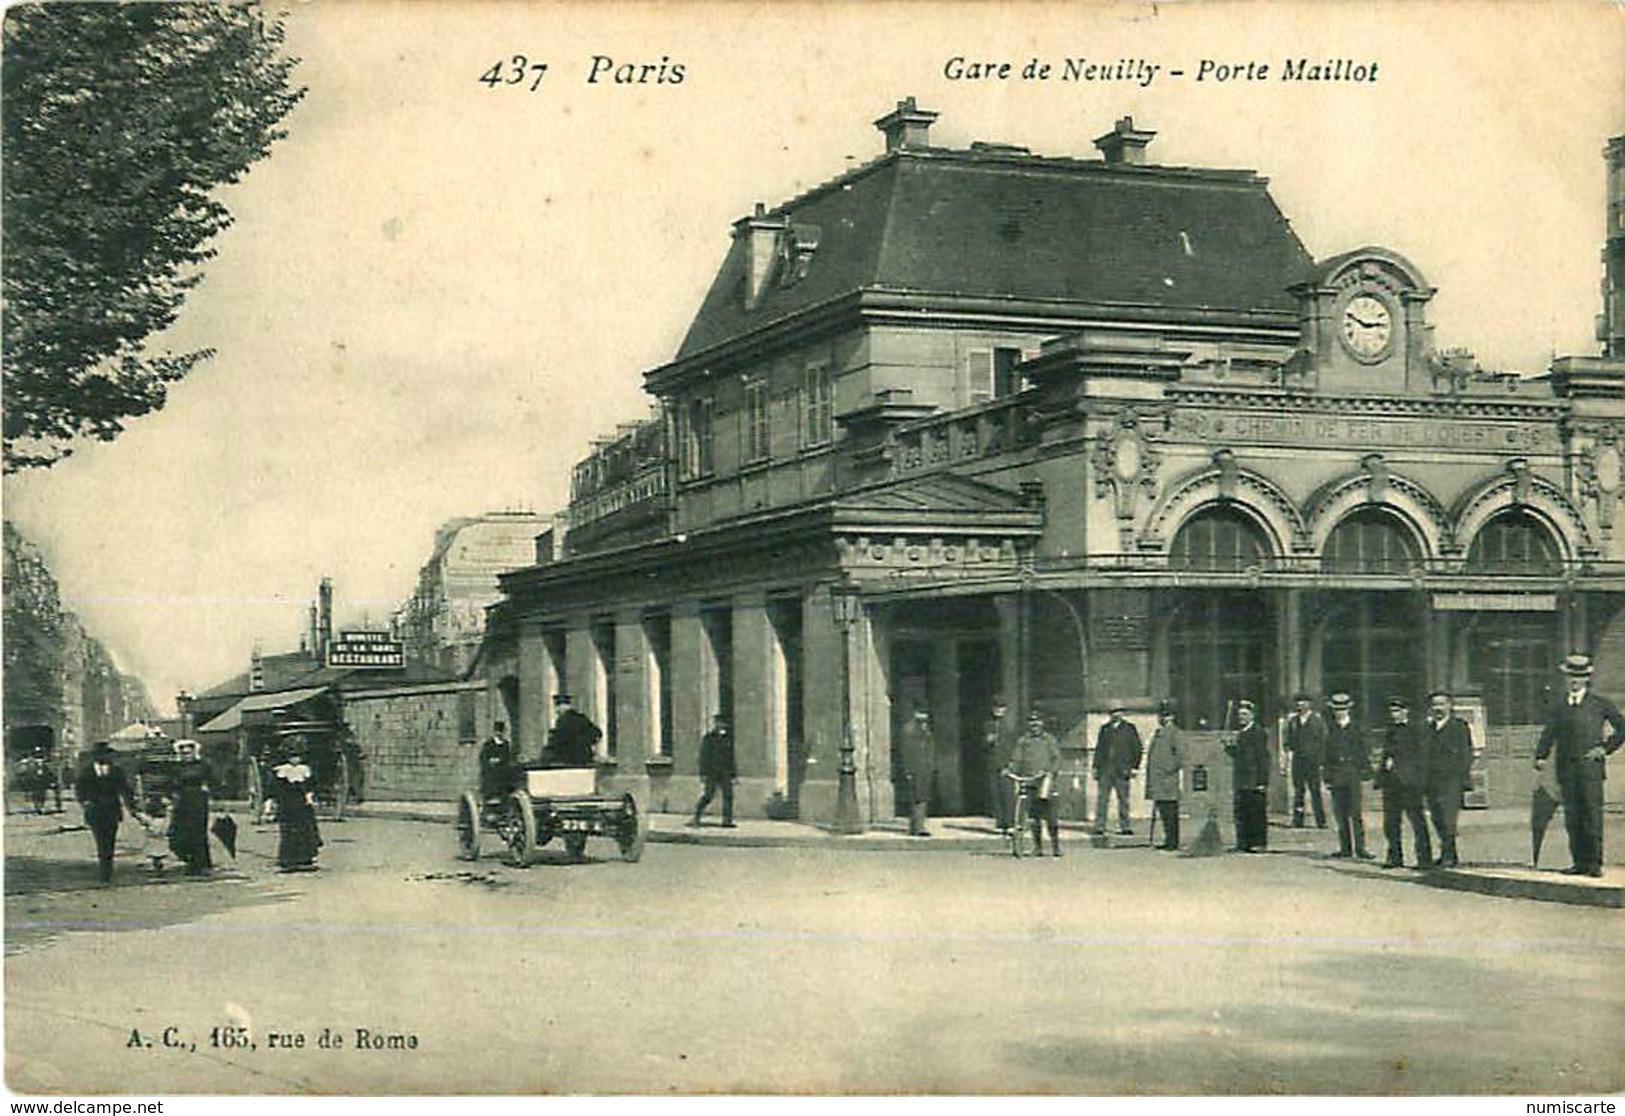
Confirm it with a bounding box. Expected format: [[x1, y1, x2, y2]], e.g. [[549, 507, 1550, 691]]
[[5, 0, 1624, 715]]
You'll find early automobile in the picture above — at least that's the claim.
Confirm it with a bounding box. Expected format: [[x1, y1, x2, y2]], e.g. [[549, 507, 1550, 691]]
[[456, 765, 644, 866]]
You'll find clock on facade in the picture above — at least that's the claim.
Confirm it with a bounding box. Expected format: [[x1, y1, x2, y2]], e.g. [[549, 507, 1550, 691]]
[[1339, 292, 1394, 361]]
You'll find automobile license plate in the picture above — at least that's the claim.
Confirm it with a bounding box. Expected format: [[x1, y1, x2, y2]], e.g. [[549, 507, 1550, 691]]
[[559, 819, 592, 832]]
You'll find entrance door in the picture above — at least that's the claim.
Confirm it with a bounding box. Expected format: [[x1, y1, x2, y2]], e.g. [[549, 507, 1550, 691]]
[[1320, 592, 1425, 737], [957, 640, 999, 815], [1168, 591, 1270, 729]]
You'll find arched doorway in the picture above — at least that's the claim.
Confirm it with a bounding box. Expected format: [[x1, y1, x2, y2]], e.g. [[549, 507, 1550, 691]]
[[1167, 506, 1274, 728]]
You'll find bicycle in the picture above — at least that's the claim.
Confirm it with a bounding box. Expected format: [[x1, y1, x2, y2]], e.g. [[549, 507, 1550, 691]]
[[1004, 771, 1053, 858]]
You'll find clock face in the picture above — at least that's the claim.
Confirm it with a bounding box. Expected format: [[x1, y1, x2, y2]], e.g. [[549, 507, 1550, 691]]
[[1340, 293, 1394, 361]]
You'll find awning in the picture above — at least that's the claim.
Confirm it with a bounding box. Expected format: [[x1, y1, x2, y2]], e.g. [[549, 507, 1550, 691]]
[[197, 687, 330, 734]]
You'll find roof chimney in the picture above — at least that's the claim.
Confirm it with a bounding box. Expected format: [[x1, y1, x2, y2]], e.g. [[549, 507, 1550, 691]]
[[732, 202, 787, 311], [874, 96, 938, 152], [1093, 116, 1156, 165]]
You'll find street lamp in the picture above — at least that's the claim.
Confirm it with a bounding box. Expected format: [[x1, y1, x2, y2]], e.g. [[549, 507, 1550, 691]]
[[832, 585, 864, 835]]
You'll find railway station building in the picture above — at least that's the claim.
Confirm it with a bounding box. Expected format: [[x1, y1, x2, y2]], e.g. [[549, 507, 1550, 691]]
[[490, 104, 1625, 824]]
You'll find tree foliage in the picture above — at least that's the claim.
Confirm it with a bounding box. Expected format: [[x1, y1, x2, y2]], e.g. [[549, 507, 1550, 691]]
[[3, 3, 304, 471]]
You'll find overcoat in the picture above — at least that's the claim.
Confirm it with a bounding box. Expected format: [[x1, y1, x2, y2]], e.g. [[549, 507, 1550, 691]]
[[1143, 721, 1184, 801], [897, 719, 935, 805], [698, 727, 736, 781]]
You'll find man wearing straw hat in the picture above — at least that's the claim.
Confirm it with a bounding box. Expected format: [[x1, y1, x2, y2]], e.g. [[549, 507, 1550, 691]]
[[1535, 653, 1625, 877]]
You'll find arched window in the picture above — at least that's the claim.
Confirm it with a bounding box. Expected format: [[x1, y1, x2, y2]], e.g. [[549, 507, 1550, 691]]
[[1466, 511, 1561, 574], [1169, 507, 1268, 572], [1322, 509, 1419, 574]]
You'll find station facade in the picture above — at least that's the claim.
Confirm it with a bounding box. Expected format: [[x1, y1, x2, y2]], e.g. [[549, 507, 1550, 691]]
[[491, 105, 1625, 823]]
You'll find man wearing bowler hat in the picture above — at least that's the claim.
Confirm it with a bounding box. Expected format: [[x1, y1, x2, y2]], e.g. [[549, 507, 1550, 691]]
[[1092, 702, 1142, 836], [1377, 696, 1432, 869], [1535, 653, 1625, 877], [543, 693, 602, 768], [1321, 692, 1372, 859]]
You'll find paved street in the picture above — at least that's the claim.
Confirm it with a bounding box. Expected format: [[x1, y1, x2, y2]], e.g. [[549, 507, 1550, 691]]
[[5, 808, 1623, 1095]]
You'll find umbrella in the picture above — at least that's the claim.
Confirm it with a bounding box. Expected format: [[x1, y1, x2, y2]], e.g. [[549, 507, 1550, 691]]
[[211, 814, 239, 859], [1530, 765, 1562, 868]]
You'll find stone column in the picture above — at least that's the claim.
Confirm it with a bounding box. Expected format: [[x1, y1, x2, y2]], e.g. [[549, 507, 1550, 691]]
[[565, 621, 604, 757], [668, 601, 713, 812], [732, 590, 785, 814], [613, 610, 650, 767], [853, 600, 895, 822], [797, 586, 845, 824], [516, 620, 551, 758]]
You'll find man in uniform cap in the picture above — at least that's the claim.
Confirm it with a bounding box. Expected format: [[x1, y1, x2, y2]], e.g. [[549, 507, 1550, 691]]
[[543, 693, 602, 768], [1225, 699, 1270, 852], [1321, 692, 1372, 859], [1377, 696, 1432, 869], [1535, 654, 1625, 877], [1092, 702, 1142, 836], [478, 720, 519, 800], [1007, 710, 1063, 856], [1284, 691, 1328, 829]]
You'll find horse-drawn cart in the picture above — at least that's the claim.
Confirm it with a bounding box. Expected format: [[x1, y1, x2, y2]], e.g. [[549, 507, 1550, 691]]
[[456, 766, 644, 866]]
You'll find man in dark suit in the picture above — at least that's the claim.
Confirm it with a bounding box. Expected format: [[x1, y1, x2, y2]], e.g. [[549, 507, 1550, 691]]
[[1092, 703, 1142, 836], [1225, 699, 1270, 852], [478, 720, 519, 800], [983, 694, 1019, 834], [1535, 653, 1625, 877], [543, 693, 602, 767], [1321, 692, 1372, 859], [1377, 696, 1433, 869], [691, 713, 736, 828], [898, 707, 936, 837], [1284, 691, 1328, 829], [1422, 691, 1474, 868], [75, 742, 141, 884]]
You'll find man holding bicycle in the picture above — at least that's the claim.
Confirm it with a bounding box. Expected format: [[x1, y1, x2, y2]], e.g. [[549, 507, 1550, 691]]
[[1007, 710, 1063, 857]]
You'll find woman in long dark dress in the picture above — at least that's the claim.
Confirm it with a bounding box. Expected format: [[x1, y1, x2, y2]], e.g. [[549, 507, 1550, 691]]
[[167, 739, 213, 876], [272, 750, 322, 871]]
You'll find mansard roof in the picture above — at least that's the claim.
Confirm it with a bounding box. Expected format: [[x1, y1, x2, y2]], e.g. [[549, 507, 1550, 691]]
[[670, 146, 1314, 366]]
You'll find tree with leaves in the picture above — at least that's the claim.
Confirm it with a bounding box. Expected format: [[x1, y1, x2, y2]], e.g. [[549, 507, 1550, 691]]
[[3, 3, 304, 471]]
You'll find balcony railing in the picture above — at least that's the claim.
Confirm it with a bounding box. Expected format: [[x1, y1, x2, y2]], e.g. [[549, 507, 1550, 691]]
[[1030, 553, 1625, 581], [890, 395, 1038, 477], [567, 464, 670, 530]]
